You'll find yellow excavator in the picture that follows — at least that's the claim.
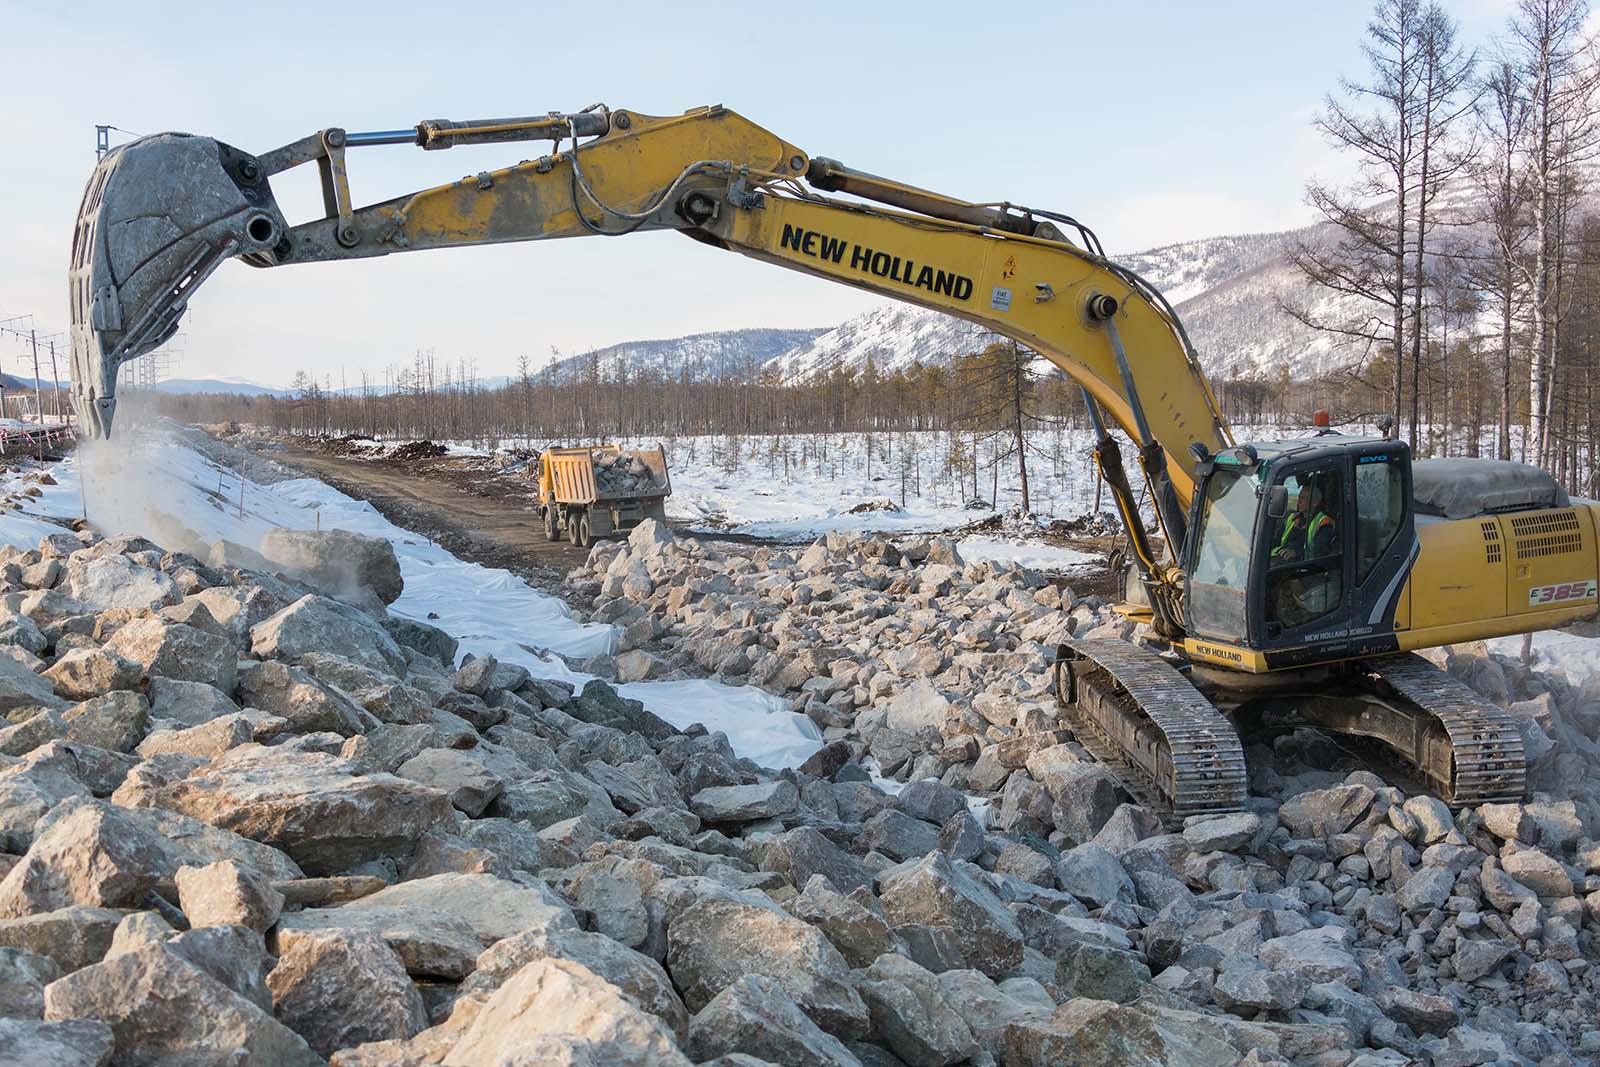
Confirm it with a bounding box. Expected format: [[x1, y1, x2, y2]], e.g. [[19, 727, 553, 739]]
[[70, 105, 1594, 813]]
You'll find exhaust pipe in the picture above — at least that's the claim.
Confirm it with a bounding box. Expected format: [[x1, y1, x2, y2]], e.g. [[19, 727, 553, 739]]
[[69, 133, 288, 436]]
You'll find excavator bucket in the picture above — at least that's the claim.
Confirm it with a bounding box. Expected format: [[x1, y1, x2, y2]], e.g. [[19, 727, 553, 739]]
[[69, 134, 288, 436]]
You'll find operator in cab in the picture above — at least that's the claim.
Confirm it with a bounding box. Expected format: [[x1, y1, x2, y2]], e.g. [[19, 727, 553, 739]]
[[1268, 471, 1342, 627], [1271, 473, 1337, 564]]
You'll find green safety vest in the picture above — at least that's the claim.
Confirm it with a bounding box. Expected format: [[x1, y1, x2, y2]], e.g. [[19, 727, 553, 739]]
[[1307, 511, 1335, 554], [1274, 513, 1306, 557], [1275, 511, 1334, 558]]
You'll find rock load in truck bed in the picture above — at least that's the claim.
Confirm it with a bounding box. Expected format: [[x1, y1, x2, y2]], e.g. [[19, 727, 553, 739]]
[[594, 452, 667, 496]]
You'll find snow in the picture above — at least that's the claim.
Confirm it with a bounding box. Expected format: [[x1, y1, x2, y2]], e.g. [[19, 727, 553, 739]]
[[617, 679, 822, 770], [608, 429, 1108, 539], [955, 535, 1098, 572], [1489, 630, 1600, 684], [0, 427, 822, 771]]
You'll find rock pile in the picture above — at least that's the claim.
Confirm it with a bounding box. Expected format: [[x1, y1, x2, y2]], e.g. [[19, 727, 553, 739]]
[[566, 520, 1600, 1064], [4, 486, 1600, 1063]]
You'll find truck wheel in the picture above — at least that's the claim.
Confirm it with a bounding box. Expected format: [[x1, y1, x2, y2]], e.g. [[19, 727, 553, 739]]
[[568, 512, 582, 546], [542, 507, 559, 541], [577, 514, 592, 548]]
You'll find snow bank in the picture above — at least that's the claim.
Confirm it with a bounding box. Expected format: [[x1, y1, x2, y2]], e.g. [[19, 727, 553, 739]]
[[3, 429, 821, 769], [1489, 630, 1600, 684], [955, 535, 1098, 572]]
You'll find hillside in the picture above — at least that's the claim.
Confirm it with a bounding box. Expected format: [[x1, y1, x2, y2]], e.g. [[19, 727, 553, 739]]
[[539, 327, 828, 384]]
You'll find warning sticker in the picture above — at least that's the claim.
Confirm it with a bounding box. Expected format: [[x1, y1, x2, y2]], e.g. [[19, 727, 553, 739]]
[[1528, 579, 1597, 606]]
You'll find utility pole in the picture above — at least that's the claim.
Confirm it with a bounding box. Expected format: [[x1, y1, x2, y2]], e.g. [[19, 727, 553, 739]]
[[47, 340, 63, 423], [28, 331, 43, 430]]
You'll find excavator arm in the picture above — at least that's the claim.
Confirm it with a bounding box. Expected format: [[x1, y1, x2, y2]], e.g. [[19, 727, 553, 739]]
[[70, 104, 1231, 609]]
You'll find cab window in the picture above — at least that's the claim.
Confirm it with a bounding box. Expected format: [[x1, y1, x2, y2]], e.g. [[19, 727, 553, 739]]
[[1188, 468, 1258, 640], [1354, 457, 1404, 584], [1265, 465, 1344, 631]]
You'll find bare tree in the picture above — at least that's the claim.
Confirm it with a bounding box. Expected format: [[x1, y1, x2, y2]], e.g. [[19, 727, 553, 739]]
[[1406, 3, 1478, 444], [1286, 0, 1426, 436], [1471, 56, 1534, 459], [1506, 0, 1600, 466]]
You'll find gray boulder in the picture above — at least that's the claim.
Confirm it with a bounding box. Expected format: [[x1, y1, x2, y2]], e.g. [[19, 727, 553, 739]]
[[1213, 957, 1308, 1015], [61, 692, 148, 754], [790, 876, 900, 968], [879, 853, 1023, 978], [42, 648, 142, 702], [1055, 843, 1134, 908], [690, 780, 797, 823], [0, 906, 124, 973], [275, 905, 482, 981], [466, 926, 688, 1041], [1277, 784, 1375, 838], [113, 745, 453, 876], [65, 555, 179, 613], [0, 798, 168, 918], [250, 595, 406, 676], [381, 615, 458, 667], [762, 827, 874, 895], [665, 892, 869, 1037], [687, 975, 862, 1067], [43, 943, 322, 1065], [856, 953, 978, 1066], [0, 1018, 114, 1067], [146, 677, 241, 728], [174, 860, 283, 933], [0, 945, 60, 1018], [105, 619, 236, 694], [571, 680, 678, 741], [265, 927, 427, 1057], [1180, 812, 1260, 853], [0, 656, 66, 713], [1258, 926, 1361, 988], [259, 528, 404, 605], [861, 809, 942, 862], [396, 748, 505, 817]]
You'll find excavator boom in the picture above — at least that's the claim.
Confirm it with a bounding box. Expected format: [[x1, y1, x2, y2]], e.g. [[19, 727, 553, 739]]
[[70, 105, 1230, 541]]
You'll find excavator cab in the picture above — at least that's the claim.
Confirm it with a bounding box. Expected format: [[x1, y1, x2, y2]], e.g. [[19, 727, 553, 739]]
[[1183, 436, 1415, 670]]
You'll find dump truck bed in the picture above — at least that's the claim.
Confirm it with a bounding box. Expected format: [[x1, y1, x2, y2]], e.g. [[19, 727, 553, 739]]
[[542, 445, 671, 505]]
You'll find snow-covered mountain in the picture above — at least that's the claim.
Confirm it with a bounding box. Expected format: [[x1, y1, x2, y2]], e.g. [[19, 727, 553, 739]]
[[762, 304, 997, 382], [147, 378, 288, 397], [1117, 228, 1352, 380], [759, 220, 1367, 384], [540, 327, 827, 384]]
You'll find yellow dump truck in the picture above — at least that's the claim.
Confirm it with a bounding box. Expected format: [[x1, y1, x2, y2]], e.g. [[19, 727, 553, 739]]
[[538, 444, 671, 547]]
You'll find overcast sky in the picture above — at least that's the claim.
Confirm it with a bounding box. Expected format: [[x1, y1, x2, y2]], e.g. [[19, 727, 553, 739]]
[[1, 0, 1519, 387]]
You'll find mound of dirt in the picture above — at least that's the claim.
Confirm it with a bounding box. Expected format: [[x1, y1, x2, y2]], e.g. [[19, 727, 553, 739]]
[[391, 440, 449, 462]]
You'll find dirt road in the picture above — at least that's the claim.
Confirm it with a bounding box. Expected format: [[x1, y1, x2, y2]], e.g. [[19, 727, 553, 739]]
[[270, 444, 587, 593], [264, 438, 1118, 601]]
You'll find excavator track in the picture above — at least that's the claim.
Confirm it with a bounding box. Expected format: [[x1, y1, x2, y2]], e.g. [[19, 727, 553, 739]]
[[1054, 639, 1248, 816], [1363, 654, 1526, 807]]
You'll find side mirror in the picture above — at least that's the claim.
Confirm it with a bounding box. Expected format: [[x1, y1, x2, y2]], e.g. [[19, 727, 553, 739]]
[[1266, 486, 1288, 520]]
